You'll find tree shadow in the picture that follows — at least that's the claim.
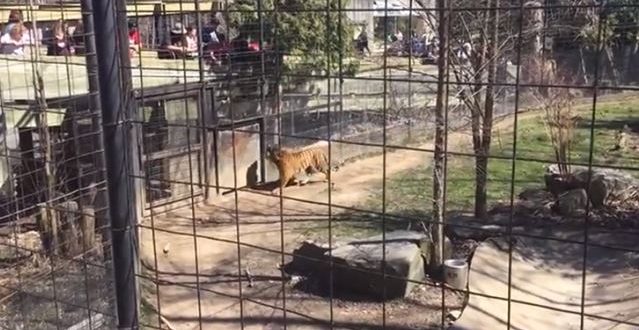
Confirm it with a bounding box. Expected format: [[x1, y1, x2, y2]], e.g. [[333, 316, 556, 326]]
[[577, 118, 639, 132]]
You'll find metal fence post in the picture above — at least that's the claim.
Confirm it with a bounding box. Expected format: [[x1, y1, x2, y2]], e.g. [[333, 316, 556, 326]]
[[90, 0, 139, 328]]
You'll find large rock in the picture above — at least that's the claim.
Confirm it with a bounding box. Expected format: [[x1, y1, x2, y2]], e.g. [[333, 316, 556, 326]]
[[555, 188, 588, 217], [288, 240, 331, 275], [545, 165, 639, 207], [577, 169, 637, 207], [328, 231, 429, 299]]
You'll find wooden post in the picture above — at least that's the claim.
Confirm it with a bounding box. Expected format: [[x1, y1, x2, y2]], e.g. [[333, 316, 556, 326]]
[[80, 207, 96, 254], [37, 203, 58, 256], [59, 201, 81, 257]]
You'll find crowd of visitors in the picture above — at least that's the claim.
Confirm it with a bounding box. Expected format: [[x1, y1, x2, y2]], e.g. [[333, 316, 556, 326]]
[[354, 24, 474, 67], [2, 9, 472, 70], [0, 10, 81, 56], [0, 8, 261, 71]]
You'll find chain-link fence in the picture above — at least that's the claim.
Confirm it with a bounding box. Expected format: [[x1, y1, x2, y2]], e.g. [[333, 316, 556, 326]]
[[1, 0, 638, 329]]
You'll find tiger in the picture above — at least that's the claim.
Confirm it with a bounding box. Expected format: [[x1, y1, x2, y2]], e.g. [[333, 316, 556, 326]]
[[266, 144, 338, 194]]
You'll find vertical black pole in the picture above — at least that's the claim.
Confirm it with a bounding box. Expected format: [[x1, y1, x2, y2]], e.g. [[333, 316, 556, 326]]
[[81, 0, 111, 260], [91, 0, 138, 328]]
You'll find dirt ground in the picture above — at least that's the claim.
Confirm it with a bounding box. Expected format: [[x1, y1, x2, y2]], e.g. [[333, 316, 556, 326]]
[[137, 111, 533, 330], [137, 95, 638, 330]]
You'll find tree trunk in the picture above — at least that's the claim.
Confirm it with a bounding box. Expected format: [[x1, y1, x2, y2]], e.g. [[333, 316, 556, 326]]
[[605, 46, 619, 86], [37, 203, 58, 256], [474, 155, 489, 218], [473, 0, 499, 220], [431, 0, 449, 268], [621, 43, 633, 84], [579, 47, 590, 85]]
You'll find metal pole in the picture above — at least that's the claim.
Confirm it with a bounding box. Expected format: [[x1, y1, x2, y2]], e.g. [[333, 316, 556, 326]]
[[90, 0, 138, 328], [80, 0, 111, 260]]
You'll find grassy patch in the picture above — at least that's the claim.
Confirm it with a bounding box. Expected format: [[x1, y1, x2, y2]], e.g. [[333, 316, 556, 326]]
[[298, 99, 639, 238], [380, 100, 639, 217]]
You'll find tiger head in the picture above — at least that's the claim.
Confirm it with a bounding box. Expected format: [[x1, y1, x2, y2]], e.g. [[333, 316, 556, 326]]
[[266, 145, 282, 164]]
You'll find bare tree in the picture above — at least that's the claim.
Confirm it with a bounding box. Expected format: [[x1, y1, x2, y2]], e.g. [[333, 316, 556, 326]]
[[414, 0, 512, 220], [448, 0, 507, 219], [430, 0, 449, 267]]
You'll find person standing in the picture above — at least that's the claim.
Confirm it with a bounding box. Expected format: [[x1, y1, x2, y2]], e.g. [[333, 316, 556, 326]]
[[357, 28, 371, 56]]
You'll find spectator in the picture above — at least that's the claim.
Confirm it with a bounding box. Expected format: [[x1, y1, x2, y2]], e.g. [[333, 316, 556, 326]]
[[202, 18, 221, 45], [170, 22, 186, 45], [207, 32, 227, 66], [71, 21, 86, 54], [157, 23, 195, 59], [21, 22, 42, 46], [185, 26, 198, 54], [3, 10, 23, 35], [388, 33, 397, 43], [128, 21, 142, 56], [1, 23, 25, 55], [46, 20, 75, 56], [356, 28, 371, 56], [395, 30, 403, 42]]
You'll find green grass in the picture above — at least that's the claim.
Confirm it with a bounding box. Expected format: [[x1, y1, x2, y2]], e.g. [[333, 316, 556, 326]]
[[379, 100, 639, 217], [298, 99, 639, 238]]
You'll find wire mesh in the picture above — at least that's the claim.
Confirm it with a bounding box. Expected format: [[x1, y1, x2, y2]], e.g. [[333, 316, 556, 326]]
[[0, 1, 115, 330], [1, 0, 639, 329]]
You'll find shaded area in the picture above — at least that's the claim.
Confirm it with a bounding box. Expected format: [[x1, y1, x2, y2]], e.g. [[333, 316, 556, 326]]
[[452, 231, 639, 330]]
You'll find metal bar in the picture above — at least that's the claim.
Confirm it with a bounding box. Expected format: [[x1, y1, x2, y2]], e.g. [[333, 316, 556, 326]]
[[90, 0, 139, 328], [259, 116, 266, 184], [506, 0, 528, 327], [80, 0, 110, 262]]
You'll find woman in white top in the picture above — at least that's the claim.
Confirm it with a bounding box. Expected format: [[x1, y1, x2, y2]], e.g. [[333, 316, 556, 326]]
[[185, 26, 199, 55], [20, 22, 42, 46], [0, 23, 25, 55]]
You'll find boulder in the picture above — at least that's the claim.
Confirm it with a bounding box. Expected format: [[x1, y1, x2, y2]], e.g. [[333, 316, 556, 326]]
[[555, 188, 588, 217], [288, 240, 331, 274], [545, 165, 639, 207], [518, 188, 554, 202], [328, 230, 429, 299], [581, 169, 637, 207]]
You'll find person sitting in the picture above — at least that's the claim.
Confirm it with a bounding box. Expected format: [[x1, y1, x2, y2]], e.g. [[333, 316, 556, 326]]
[[0, 23, 25, 55], [20, 21, 42, 46], [157, 23, 196, 59], [184, 26, 198, 55], [170, 22, 185, 45], [70, 21, 86, 55], [128, 20, 142, 57], [46, 20, 75, 56], [3, 10, 23, 36]]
